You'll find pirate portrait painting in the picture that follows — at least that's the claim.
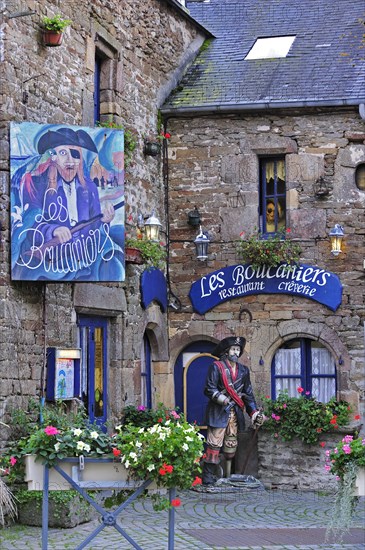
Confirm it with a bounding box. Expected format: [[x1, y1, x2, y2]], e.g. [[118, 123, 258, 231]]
[[10, 122, 125, 282]]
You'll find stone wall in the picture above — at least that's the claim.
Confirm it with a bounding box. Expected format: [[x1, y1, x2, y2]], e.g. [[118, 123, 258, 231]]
[[0, 0, 206, 442], [257, 429, 357, 490], [166, 110, 365, 418]]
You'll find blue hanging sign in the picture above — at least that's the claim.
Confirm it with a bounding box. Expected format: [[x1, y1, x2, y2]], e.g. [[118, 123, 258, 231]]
[[141, 268, 168, 312], [189, 263, 342, 314]]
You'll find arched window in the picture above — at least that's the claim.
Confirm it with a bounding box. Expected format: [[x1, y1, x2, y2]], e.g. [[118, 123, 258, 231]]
[[272, 338, 337, 402]]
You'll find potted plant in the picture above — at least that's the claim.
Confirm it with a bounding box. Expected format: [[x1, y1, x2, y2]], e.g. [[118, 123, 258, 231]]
[[237, 227, 302, 270], [125, 238, 166, 269], [113, 410, 204, 510], [143, 131, 171, 157], [325, 435, 365, 541], [41, 14, 72, 47]]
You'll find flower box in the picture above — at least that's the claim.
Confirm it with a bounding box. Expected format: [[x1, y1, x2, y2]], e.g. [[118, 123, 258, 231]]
[[25, 454, 73, 491], [353, 467, 365, 496], [24, 455, 159, 491]]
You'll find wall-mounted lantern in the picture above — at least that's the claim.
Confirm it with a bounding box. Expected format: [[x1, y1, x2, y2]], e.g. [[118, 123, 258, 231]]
[[194, 226, 210, 261], [144, 211, 162, 242], [187, 207, 201, 227], [329, 224, 344, 256]]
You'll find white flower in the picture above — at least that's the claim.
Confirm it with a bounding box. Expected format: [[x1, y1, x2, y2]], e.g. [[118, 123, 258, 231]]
[[186, 436, 193, 442], [125, 460, 130, 468], [182, 443, 189, 451], [135, 441, 142, 448], [90, 431, 99, 439], [54, 442, 60, 452], [129, 452, 137, 460], [159, 433, 166, 440], [147, 464, 155, 472], [84, 444, 91, 453], [138, 428, 145, 434], [73, 428, 83, 437], [76, 441, 85, 450], [158, 451, 162, 458], [115, 425, 122, 432]]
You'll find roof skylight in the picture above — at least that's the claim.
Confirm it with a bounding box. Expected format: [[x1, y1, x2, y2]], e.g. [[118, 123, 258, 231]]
[[245, 36, 296, 60]]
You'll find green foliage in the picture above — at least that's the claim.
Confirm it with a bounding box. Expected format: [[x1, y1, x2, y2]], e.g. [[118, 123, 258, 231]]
[[326, 435, 365, 479], [96, 119, 137, 168], [261, 390, 351, 444], [113, 413, 204, 508], [15, 489, 91, 521], [41, 14, 72, 32], [237, 228, 302, 270], [121, 403, 181, 429], [326, 461, 360, 543], [1, 402, 110, 474], [22, 423, 110, 467], [125, 238, 166, 269]]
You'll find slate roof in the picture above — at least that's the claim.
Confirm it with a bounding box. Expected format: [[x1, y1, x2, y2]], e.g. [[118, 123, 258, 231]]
[[161, 0, 365, 114]]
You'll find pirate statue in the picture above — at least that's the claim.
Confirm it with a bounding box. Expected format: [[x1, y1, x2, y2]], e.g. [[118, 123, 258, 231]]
[[202, 336, 264, 485]]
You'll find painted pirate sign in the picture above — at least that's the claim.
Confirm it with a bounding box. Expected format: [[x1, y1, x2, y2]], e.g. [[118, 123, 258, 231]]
[[10, 122, 125, 282]]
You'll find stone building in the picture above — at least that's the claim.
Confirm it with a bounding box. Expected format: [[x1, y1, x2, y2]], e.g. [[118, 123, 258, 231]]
[[0, 0, 364, 489], [160, 0, 365, 486], [0, 0, 209, 442]]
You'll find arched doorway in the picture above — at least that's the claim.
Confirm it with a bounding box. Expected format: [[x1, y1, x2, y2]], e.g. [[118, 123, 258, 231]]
[[174, 341, 216, 428]]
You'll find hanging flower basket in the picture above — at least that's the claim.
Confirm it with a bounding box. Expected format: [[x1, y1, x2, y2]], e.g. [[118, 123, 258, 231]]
[[143, 141, 161, 157]]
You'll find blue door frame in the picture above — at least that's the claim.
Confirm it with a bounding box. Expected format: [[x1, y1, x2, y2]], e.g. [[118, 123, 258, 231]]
[[78, 316, 108, 426], [174, 341, 215, 429]]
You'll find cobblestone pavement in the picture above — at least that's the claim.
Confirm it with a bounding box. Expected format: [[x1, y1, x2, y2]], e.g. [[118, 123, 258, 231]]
[[1, 488, 364, 549]]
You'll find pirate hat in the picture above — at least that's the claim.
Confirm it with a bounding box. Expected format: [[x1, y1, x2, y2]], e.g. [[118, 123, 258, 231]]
[[212, 336, 246, 358], [37, 127, 98, 155]]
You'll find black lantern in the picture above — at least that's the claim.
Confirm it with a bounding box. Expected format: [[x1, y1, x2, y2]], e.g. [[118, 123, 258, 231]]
[[144, 211, 162, 242], [329, 224, 344, 256], [194, 226, 210, 261], [187, 207, 201, 227]]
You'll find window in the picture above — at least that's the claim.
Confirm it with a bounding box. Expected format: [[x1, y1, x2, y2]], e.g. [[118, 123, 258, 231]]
[[260, 156, 286, 234], [141, 334, 152, 409], [92, 34, 122, 126], [94, 53, 102, 124], [78, 316, 108, 426], [245, 36, 296, 60], [272, 338, 337, 402]]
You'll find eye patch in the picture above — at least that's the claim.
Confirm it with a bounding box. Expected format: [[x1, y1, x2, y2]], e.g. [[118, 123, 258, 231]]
[[70, 149, 81, 159]]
